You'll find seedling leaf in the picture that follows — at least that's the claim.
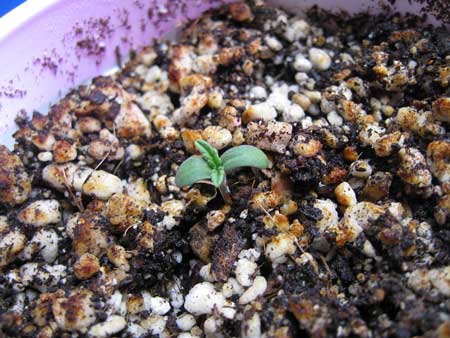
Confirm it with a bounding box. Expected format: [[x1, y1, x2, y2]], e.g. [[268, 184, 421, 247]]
[[221, 145, 269, 172], [211, 167, 225, 187], [175, 156, 213, 187], [195, 140, 221, 168]]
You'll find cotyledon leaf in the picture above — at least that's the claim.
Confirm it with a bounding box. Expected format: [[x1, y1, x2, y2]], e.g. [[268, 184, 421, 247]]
[[221, 145, 269, 172], [175, 156, 212, 187]]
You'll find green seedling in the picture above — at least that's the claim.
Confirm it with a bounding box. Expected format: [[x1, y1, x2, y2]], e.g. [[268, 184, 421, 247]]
[[175, 140, 269, 203]]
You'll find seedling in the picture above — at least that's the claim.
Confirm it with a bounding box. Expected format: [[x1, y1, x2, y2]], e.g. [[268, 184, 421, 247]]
[[175, 140, 269, 203]]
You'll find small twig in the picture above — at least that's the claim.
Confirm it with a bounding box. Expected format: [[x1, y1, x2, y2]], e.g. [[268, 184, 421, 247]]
[[273, 68, 286, 81], [219, 177, 232, 204], [196, 180, 216, 186], [294, 238, 305, 253], [265, 287, 282, 300], [320, 255, 332, 276], [230, 175, 256, 187], [123, 224, 136, 237], [93, 149, 111, 171], [256, 200, 275, 224], [61, 168, 84, 211], [113, 158, 124, 175], [115, 46, 122, 69]]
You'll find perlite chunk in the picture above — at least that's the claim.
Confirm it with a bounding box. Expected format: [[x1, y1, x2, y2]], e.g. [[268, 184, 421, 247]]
[[246, 121, 292, 154]]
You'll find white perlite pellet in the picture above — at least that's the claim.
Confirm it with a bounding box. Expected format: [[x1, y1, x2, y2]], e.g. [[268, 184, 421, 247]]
[[235, 258, 258, 287], [21, 228, 58, 263], [88, 315, 126, 337], [334, 182, 357, 207], [220, 300, 237, 319], [149, 296, 171, 315], [293, 54, 312, 72], [177, 333, 200, 338], [127, 323, 147, 338], [295, 72, 309, 85], [168, 280, 184, 309], [238, 276, 267, 304], [264, 233, 296, 264], [238, 249, 261, 261], [283, 103, 305, 122], [184, 282, 226, 315], [249, 86, 267, 99], [199, 263, 215, 282], [309, 48, 332, 70], [176, 313, 196, 331], [204, 316, 221, 334], [222, 277, 244, 298], [143, 292, 171, 315], [140, 315, 167, 335], [283, 19, 310, 41], [241, 312, 261, 338], [246, 101, 277, 121], [264, 35, 283, 51]]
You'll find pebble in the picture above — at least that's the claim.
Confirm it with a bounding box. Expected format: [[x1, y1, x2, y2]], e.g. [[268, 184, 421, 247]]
[[246, 121, 293, 154], [220, 300, 237, 319], [284, 19, 310, 41], [327, 110, 343, 126], [21, 228, 58, 263], [265, 233, 296, 264], [313, 199, 339, 233], [291, 93, 311, 110], [243, 101, 277, 121], [309, 48, 332, 70], [267, 91, 291, 114], [168, 280, 184, 309], [202, 126, 232, 150], [429, 266, 450, 296], [335, 182, 357, 207], [199, 263, 215, 282], [204, 316, 220, 334], [359, 124, 386, 147], [38, 151, 53, 162], [283, 103, 305, 122], [0, 231, 26, 268], [126, 144, 144, 160], [18, 199, 61, 227], [82, 170, 124, 200], [350, 160, 373, 178]]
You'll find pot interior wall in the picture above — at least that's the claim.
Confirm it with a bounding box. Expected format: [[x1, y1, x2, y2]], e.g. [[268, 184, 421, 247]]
[[0, 0, 447, 148]]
